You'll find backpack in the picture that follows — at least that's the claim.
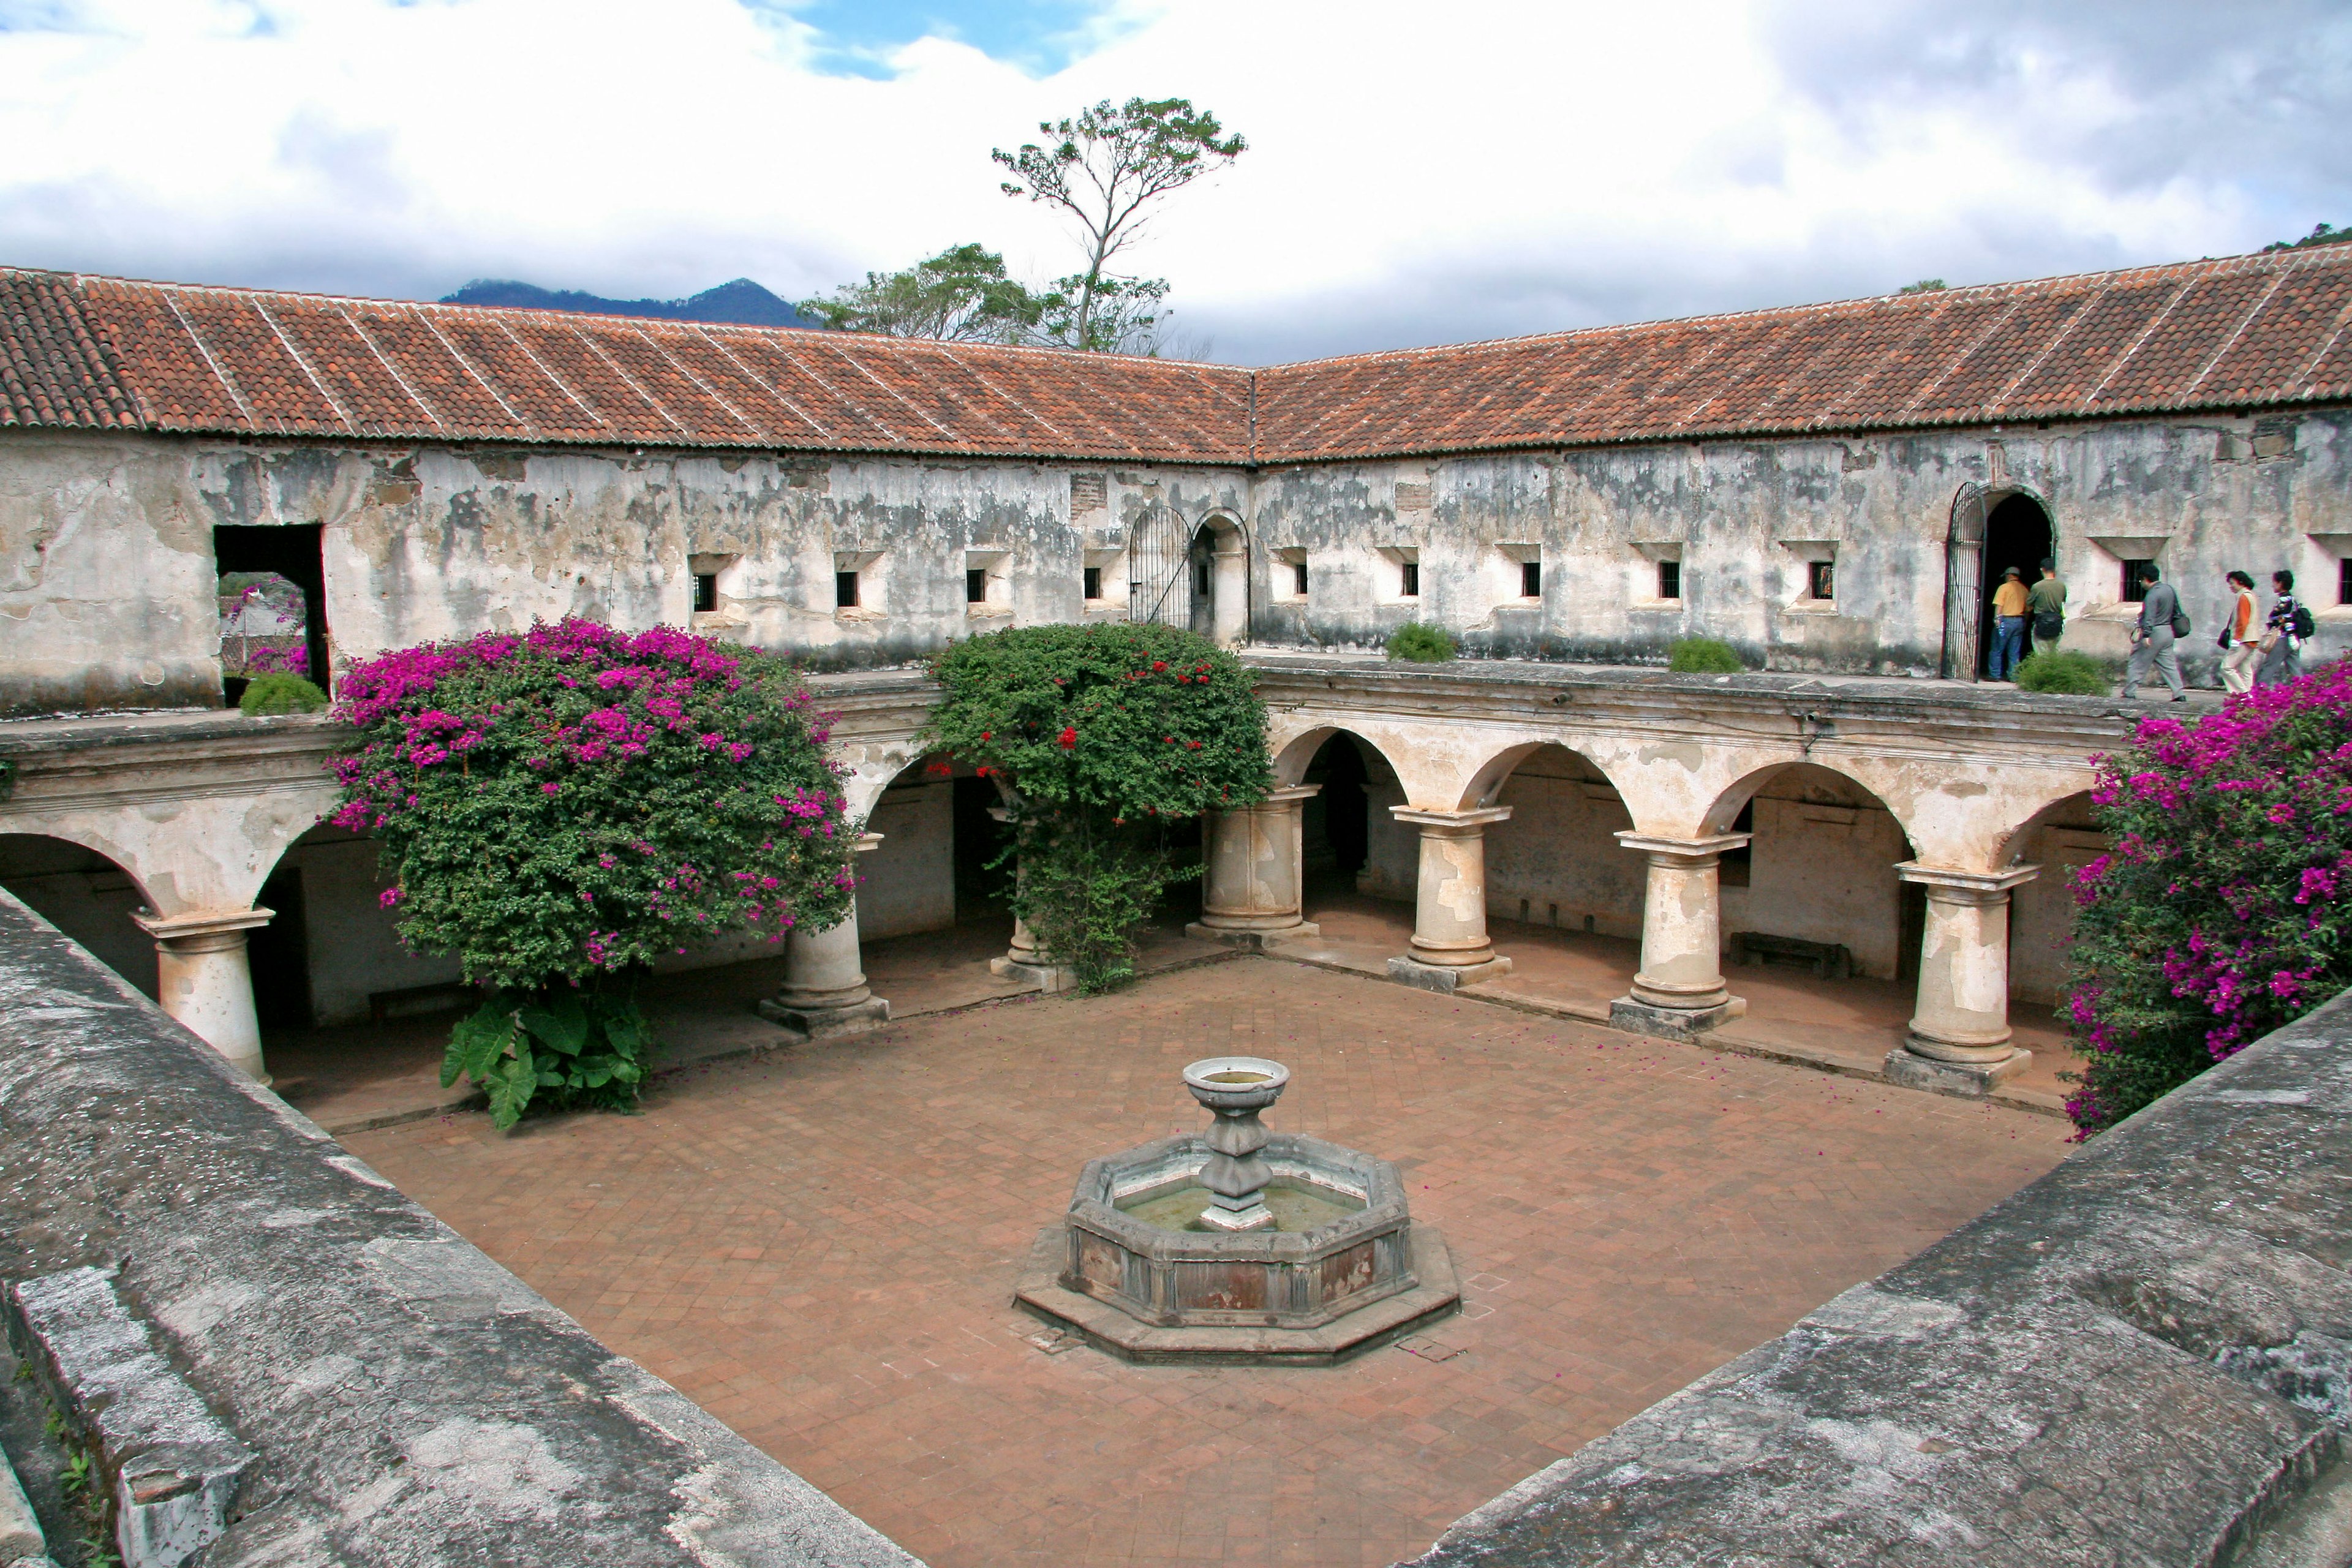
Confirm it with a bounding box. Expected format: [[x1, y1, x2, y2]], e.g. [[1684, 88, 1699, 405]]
[[2034, 609, 2064, 640], [2170, 608, 2192, 639], [2293, 604, 2316, 640]]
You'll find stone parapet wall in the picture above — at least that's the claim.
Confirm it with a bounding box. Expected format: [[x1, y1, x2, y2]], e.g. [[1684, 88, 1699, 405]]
[[1409, 989, 2352, 1567], [0, 889, 920, 1567]]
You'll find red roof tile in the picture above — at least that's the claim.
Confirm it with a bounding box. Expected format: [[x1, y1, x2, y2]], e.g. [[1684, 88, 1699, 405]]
[[1, 249, 2346, 464]]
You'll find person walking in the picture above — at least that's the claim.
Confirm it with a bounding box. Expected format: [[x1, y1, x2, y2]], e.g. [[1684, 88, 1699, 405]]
[[2027, 558, 2067, 652], [2120, 562, 2187, 701], [1988, 565, 2029, 679], [2220, 570, 2261, 693], [2257, 568, 2309, 688]]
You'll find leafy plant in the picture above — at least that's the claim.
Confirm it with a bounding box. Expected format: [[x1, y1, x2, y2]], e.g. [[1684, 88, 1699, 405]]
[[239, 673, 330, 715], [2064, 658, 2352, 1134], [926, 622, 1272, 991], [798, 243, 1046, 344], [1385, 623, 1456, 663], [443, 989, 649, 1129], [1667, 636, 1746, 674], [330, 618, 857, 1122], [2013, 649, 2110, 695]]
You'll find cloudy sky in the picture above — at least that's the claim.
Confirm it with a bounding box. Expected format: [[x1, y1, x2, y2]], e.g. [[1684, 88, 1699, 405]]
[[2, 0, 2348, 363]]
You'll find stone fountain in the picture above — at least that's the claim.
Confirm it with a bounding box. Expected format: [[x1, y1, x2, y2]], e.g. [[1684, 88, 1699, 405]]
[[1014, 1055, 1459, 1363]]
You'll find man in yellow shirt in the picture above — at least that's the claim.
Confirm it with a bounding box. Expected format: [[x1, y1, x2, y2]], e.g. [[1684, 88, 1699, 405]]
[[1989, 566, 2030, 679]]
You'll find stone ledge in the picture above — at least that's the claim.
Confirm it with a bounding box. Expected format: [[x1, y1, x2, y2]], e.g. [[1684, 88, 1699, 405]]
[[1013, 1226, 1460, 1366], [757, 996, 891, 1040], [1388, 955, 1511, 993], [1184, 920, 1322, 951], [1408, 987, 2352, 1567], [1882, 1044, 2032, 1099], [0, 889, 919, 1568]]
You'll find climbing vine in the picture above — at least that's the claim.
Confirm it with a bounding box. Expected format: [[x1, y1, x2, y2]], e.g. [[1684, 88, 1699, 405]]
[[926, 623, 1273, 991], [330, 618, 857, 1126]]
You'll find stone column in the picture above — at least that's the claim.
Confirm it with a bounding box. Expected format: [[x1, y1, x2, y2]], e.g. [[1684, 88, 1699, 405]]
[[132, 907, 274, 1083], [986, 805, 1076, 993], [1386, 806, 1512, 993], [1885, 863, 2038, 1097], [1188, 785, 1321, 949], [760, 834, 889, 1039], [1609, 832, 1749, 1038]]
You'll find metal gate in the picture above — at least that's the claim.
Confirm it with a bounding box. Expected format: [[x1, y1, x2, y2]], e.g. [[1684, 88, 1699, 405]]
[[1943, 483, 1987, 680], [1127, 503, 1193, 627]]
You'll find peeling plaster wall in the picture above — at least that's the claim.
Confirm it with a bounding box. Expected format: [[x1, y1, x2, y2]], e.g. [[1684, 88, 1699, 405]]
[[1485, 749, 1642, 938], [1248, 410, 2352, 679], [858, 780, 956, 941]]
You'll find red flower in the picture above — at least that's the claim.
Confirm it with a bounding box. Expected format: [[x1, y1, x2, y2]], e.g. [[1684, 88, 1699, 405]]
[[1058, 726, 1077, 749], [1151, 660, 1167, 673], [979, 731, 991, 741]]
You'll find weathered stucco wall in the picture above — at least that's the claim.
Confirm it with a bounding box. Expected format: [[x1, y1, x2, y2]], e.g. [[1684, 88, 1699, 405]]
[[1248, 409, 2352, 679], [7, 407, 2345, 717]]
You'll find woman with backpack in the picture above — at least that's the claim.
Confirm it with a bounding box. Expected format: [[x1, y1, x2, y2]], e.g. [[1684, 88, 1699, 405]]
[[2220, 571, 2261, 693], [2256, 569, 2311, 688]]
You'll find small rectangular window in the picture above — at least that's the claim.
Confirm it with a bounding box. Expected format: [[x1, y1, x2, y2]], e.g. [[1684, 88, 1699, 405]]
[[2338, 557, 2351, 607], [1807, 560, 1835, 601], [1195, 558, 1212, 595], [835, 570, 860, 609], [692, 573, 718, 614], [966, 568, 987, 603], [1658, 560, 1681, 600], [1401, 561, 1420, 598], [2122, 559, 2154, 604], [1292, 560, 1310, 597], [1521, 560, 1542, 598], [1084, 566, 1102, 601]]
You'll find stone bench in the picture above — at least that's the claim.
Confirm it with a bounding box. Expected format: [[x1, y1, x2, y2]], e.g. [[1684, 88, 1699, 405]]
[[1728, 930, 1852, 979]]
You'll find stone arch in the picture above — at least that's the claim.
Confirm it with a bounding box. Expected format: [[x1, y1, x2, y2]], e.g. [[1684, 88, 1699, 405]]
[[0, 832, 159, 997], [1192, 510, 1251, 647], [1457, 738, 1636, 812], [858, 746, 993, 938], [1275, 728, 1412, 902], [1469, 742, 1646, 943], [1700, 758, 1918, 847], [1997, 789, 2104, 1007], [1701, 760, 1920, 982], [1270, 723, 1414, 793]]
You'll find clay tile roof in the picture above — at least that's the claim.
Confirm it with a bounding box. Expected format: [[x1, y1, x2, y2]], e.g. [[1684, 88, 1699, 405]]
[[1, 247, 2348, 464]]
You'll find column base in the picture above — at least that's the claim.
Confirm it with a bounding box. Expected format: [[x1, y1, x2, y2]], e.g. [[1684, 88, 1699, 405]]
[[1186, 920, 1321, 951], [756, 995, 891, 1040], [1387, 954, 1512, 993], [1884, 1044, 2030, 1099], [990, 957, 1080, 993], [1609, 994, 1747, 1039]]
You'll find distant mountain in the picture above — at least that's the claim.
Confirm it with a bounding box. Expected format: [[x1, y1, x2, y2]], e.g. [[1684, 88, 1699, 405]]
[[439, 277, 815, 330]]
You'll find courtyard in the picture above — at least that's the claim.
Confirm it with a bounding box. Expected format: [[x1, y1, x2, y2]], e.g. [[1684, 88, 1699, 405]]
[[342, 955, 2071, 1568]]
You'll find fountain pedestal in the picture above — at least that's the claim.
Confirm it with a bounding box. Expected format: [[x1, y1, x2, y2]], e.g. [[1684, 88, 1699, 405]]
[[1014, 1055, 1460, 1365]]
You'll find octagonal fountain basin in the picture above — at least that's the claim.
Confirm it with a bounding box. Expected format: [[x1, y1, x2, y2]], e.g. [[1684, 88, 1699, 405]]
[[1014, 1061, 1460, 1365]]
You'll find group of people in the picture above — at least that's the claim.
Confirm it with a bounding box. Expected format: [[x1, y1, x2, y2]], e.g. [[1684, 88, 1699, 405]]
[[1984, 559, 2312, 699]]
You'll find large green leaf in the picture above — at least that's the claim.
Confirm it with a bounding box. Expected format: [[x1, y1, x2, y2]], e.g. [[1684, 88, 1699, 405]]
[[486, 1044, 538, 1129], [445, 999, 516, 1088], [519, 990, 589, 1056]]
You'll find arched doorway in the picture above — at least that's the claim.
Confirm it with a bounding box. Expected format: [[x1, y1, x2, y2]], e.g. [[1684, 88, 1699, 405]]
[[0, 834, 156, 997], [1474, 744, 1642, 940], [1289, 731, 1414, 909], [1189, 514, 1250, 647], [1704, 763, 1914, 981], [1981, 492, 2056, 673]]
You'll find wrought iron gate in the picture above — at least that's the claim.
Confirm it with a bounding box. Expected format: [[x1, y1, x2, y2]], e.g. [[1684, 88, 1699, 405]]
[[1128, 503, 1193, 627], [1943, 483, 1987, 680]]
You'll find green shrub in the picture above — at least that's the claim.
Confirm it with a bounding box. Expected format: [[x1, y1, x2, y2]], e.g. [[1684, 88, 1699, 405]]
[[927, 622, 1273, 992], [330, 619, 856, 1127], [2064, 659, 2352, 1134], [1386, 622, 1456, 662], [2012, 649, 2109, 695], [1667, 637, 1746, 674], [239, 673, 329, 715]]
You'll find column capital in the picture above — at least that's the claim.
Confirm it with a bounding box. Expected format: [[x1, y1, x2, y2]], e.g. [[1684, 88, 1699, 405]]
[[134, 907, 274, 942], [1615, 831, 1751, 864], [853, 831, 883, 853], [1390, 805, 1511, 832], [1896, 862, 2040, 900], [1261, 784, 1322, 806]]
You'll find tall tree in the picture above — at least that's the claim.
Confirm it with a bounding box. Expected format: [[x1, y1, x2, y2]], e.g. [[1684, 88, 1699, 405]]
[[993, 97, 1245, 353], [797, 243, 1046, 343]]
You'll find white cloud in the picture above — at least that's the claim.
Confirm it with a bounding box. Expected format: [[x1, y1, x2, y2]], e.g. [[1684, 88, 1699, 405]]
[[0, 0, 2342, 363]]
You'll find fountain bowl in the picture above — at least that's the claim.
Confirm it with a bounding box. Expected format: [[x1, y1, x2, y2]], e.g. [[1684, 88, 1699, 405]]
[[1014, 1129, 1460, 1365]]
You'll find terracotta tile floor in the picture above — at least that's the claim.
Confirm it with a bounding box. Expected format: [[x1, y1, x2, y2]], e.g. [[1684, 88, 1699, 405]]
[[345, 958, 2071, 1568]]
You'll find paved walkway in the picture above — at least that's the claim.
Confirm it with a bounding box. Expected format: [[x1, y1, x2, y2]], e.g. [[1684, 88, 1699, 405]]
[[344, 959, 2071, 1568], [1281, 888, 2083, 1115]]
